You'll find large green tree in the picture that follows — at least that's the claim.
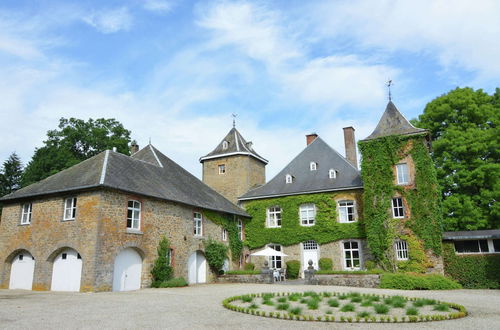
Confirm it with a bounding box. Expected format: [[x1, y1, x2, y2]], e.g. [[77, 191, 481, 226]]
[[0, 152, 23, 196], [413, 87, 499, 231], [22, 118, 131, 186]]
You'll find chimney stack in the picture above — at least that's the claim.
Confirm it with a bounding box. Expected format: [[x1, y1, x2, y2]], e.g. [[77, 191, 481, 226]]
[[343, 127, 358, 168], [130, 141, 139, 155], [306, 133, 318, 146]]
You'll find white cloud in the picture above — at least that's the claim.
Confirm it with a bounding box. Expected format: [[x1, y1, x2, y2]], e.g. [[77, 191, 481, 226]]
[[83, 7, 132, 34], [143, 0, 174, 14]]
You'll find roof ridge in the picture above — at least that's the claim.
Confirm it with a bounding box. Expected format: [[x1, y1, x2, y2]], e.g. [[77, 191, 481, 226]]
[[99, 150, 110, 184], [149, 144, 163, 168]]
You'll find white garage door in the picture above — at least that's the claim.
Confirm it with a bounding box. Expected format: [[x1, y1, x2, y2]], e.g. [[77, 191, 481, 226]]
[[9, 252, 35, 290], [188, 251, 206, 284], [113, 248, 142, 291], [51, 249, 82, 292]]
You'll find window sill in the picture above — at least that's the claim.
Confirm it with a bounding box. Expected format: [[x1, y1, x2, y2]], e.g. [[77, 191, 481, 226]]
[[300, 223, 315, 227], [338, 220, 358, 224], [18, 223, 31, 226], [62, 218, 75, 222], [266, 226, 282, 229], [126, 229, 143, 235]]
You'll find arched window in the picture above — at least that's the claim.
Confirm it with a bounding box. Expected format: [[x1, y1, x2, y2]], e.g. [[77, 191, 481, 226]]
[[310, 162, 317, 171], [329, 169, 337, 179]]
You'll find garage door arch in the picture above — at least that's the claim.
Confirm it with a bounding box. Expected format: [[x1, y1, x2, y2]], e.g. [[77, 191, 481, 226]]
[[8, 250, 35, 290], [51, 248, 82, 292], [188, 250, 206, 284], [112, 247, 143, 291]]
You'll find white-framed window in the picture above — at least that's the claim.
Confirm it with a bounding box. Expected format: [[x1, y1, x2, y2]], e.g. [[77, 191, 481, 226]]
[[299, 203, 316, 226], [167, 248, 174, 266], [395, 240, 409, 260], [218, 164, 226, 174], [194, 212, 203, 236], [454, 240, 490, 253], [310, 162, 317, 171], [222, 228, 228, 241], [20, 203, 32, 225], [329, 169, 337, 179], [396, 163, 409, 185], [222, 140, 229, 150], [285, 174, 293, 184], [127, 200, 141, 230], [338, 200, 356, 222], [237, 219, 243, 240], [63, 197, 77, 221], [266, 206, 282, 228], [343, 240, 362, 270], [267, 244, 283, 269], [392, 197, 405, 218]]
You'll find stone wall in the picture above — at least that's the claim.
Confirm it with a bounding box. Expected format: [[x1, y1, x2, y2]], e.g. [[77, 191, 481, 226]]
[[215, 274, 265, 284], [202, 155, 265, 204], [314, 274, 380, 288]]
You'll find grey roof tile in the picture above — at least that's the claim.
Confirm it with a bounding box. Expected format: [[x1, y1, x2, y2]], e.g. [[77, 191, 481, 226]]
[[200, 128, 268, 164], [363, 101, 427, 141], [1, 146, 248, 217], [239, 137, 363, 200], [443, 229, 500, 240]]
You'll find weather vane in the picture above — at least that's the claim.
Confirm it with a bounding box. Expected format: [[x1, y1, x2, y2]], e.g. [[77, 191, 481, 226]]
[[387, 79, 393, 101], [232, 113, 237, 128]]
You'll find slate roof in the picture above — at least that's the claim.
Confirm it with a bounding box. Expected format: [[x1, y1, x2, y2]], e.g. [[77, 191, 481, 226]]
[[239, 136, 363, 200], [443, 230, 500, 240], [200, 127, 268, 164], [1, 145, 249, 217], [363, 101, 427, 141]]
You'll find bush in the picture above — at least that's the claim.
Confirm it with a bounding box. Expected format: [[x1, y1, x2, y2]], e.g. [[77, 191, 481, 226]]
[[289, 307, 302, 315], [244, 262, 255, 271], [433, 304, 450, 312], [158, 277, 188, 287], [443, 242, 500, 289], [373, 304, 390, 314], [276, 303, 290, 310], [307, 299, 319, 310], [205, 239, 228, 274], [380, 273, 462, 290], [328, 299, 339, 307], [151, 236, 174, 287], [286, 260, 300, 279], [340, 303, 355, 312], [319, 258, 333, 270], [406, 307, 419, 316]]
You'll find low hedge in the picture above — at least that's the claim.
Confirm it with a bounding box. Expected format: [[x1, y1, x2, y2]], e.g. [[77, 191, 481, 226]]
[[224, 270, 260, 275], [244, 262, 255, 271], [318, 258, 333, 270], [286, 260, 300, 279], [443, 242, 500, 289], [380, 273, 461, 290], [158, 277, 188, 288]]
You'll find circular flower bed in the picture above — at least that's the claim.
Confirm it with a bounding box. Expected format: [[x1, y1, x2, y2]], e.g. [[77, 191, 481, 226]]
[[222, 291, 467, 323]]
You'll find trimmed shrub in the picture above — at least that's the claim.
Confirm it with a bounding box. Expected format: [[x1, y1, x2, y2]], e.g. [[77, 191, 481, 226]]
[[373, 304, 390, 314], [204, 239, 228, 274], [286, 260, 300, 279], [380, 273, 461, 290], [158, 277, 188, 287], [244, 262, 255, 271], [319, 258, 333, 270], [276, 303, 290, 310], [289, 307, 302, 315], [340, 303, 355, 312], [151, 236, 174, 287], [433, 304, 450, 312], [443, 242, 500, 289], [328, 299, 339, 307], [406, 307, 419, 315]]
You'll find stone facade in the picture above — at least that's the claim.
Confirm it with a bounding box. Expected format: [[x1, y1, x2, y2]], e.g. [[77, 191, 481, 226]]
[[202, 155, 265, 205], [0, 189, 231, 291]]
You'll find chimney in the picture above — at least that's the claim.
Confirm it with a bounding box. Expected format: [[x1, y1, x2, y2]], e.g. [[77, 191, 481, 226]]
[[130, 141, 139, 155], [306, 133, 318, 146], [343, 127, 358, 168]]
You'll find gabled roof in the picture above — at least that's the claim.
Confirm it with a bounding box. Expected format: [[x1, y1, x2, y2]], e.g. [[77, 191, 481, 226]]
[[1, 145, 248, 217], [199, 127, 268, 164], [363, 101, 427, 141], [239, 137, 363, 200]]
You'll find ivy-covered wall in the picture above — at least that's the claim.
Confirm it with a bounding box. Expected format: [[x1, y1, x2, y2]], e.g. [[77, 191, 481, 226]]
[[358, 134, 443, 271], [203, 210, 243, 262], [241, 191, 365, 250]]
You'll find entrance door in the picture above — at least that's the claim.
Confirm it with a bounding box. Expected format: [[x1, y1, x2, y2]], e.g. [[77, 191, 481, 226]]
[[51, 249, 82, 292], [113, 248, 143, 291], [9, 252, 35, 290], [302, 240, 319, 277], [188, 251, 206, 284]]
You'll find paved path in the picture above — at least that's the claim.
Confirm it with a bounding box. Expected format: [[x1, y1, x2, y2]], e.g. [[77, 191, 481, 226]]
[[1, 284, 499, 329]]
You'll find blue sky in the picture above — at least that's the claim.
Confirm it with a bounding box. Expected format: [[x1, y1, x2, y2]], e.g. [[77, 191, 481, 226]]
[[1, 0, 499, 179]]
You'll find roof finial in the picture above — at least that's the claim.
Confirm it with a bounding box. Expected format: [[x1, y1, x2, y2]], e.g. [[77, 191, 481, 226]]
[[386, 79, 393, 101], [149, 137, 151, 145], [232, 113, 237, 128]]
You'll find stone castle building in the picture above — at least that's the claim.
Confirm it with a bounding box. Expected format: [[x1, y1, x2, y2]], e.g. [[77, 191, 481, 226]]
[[0, 101, 443, 292]]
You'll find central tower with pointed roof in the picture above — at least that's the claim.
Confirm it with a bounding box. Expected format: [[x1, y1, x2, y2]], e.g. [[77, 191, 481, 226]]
[[200, 127, 267, 204]]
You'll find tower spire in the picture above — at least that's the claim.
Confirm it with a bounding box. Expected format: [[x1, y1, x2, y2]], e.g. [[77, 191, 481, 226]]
[[387, 79, 393, 101], [232, 113, 237, 128]]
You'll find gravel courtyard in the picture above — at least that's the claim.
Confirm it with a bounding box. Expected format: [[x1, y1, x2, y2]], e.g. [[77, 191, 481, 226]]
[[1, 284, 498, 329]]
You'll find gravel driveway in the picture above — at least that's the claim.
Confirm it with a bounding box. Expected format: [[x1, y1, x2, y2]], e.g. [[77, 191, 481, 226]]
[[0, 284, 498, 329]]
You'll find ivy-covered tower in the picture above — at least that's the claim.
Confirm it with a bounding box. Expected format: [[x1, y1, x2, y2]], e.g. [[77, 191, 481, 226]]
[[359, 101, 443, 273], [200, 127, 268, 205]]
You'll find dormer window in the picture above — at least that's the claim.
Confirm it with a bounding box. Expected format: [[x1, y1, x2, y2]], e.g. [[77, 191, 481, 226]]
[[222, 141, 229, 150], [329, 169, 337, 179], [285, 174, 293, 184], [310, 162, 317, 171]]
